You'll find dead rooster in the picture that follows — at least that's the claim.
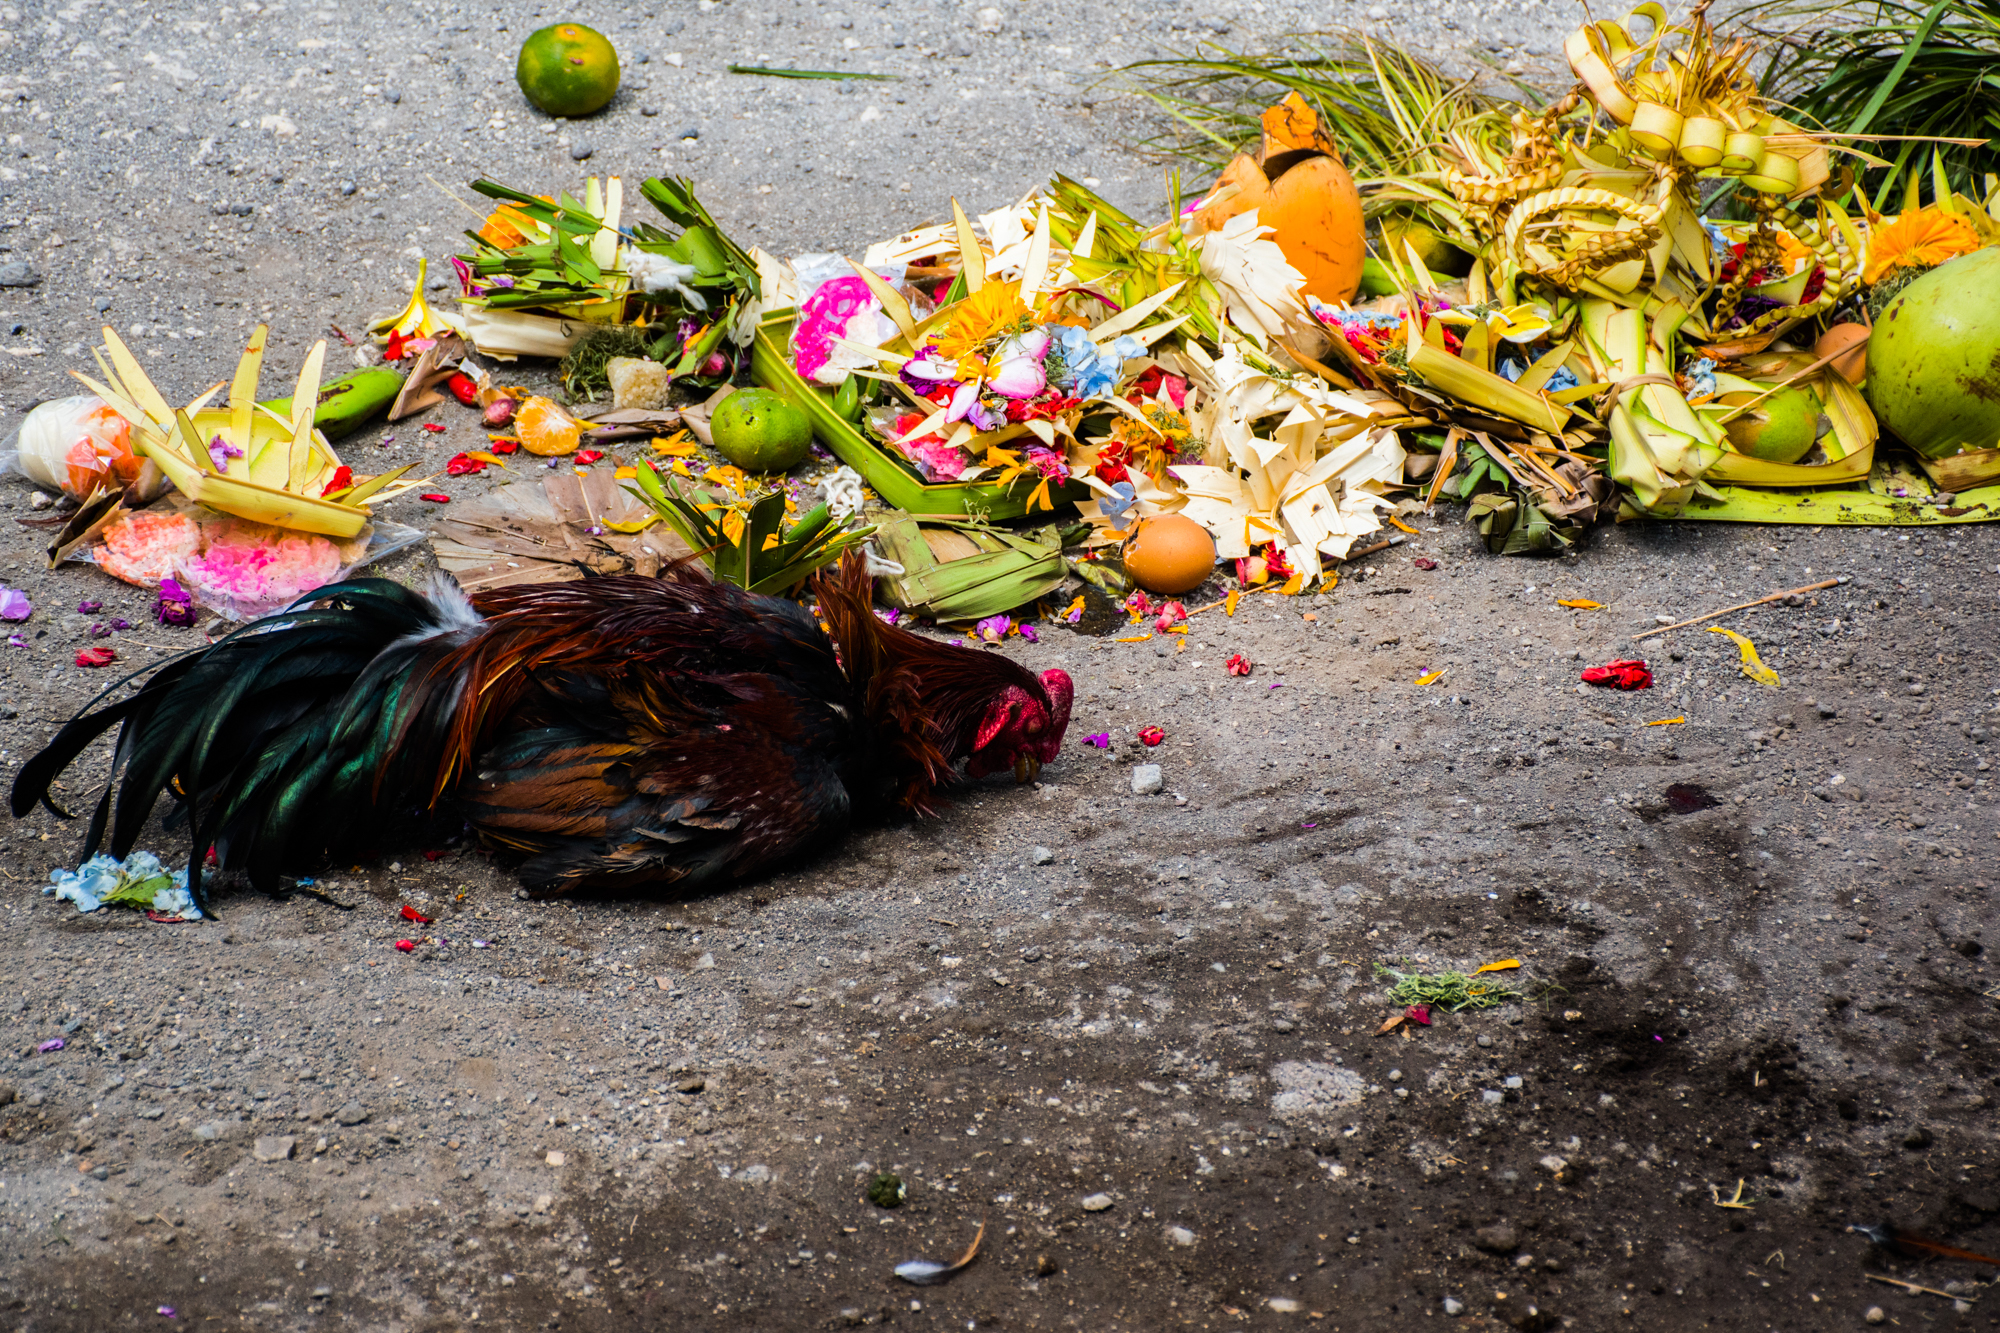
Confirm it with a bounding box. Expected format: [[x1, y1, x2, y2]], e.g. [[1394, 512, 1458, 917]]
[[12, 553, 1071, 907]]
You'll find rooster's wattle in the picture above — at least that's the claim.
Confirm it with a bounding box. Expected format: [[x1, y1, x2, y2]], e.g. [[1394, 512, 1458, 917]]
[[11, 554, 1071, 905]]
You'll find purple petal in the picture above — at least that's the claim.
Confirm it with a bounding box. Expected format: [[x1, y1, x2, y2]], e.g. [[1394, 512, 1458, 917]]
[[0, 587, 30, 621], [77, 600, 103, 614], [37, 1038, 63, 1054]]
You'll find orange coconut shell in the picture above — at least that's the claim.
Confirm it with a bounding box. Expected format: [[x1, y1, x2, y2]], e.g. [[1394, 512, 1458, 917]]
[[1193, 93, 1366, 307]]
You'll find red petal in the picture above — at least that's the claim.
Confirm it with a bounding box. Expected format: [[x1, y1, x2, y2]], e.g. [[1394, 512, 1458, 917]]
[[447, 372, 478, 406], [400, 905, 433, 924], [420, 422, 448, 434], [419, 493, 452, 503], [394, 939, 416, 953]]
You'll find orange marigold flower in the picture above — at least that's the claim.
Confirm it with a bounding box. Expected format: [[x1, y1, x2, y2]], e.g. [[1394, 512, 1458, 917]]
[[477, 201, 542, 250], [1863, 207, 1984, 285]]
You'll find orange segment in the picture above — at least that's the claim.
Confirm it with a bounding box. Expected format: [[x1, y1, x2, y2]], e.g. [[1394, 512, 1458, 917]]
[[515, 396, 583, 456]]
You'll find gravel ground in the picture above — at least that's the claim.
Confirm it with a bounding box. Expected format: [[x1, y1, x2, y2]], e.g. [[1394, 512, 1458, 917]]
[[2, 2, 1999, 1332]]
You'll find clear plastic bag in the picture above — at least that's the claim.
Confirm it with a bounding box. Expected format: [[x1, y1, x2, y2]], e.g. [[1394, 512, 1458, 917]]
[[70, 494, 427, 621], [0, 395, 141, 496]]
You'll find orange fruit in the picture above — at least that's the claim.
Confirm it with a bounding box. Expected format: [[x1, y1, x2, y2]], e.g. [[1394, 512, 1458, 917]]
[[515, 396, 583, 456], [516, 24, 621, 118]]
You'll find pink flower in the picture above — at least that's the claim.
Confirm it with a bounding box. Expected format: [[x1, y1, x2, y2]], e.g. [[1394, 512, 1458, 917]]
[[975, 614, 1013, 643], [945, 380, 983, 423], [990, 331, 1048, 391], [1085, 732, 1110, 748]]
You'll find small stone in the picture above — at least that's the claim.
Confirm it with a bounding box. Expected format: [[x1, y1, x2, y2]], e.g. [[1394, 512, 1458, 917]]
[[334, 1101, 369, 1127], [1267, 1297, 1304, 1313], [1131, 764, 1163, 796], [1475, 1034, 1493, 1049], [1081, 1192, 1114, 1212], [675, 1077, 706, 1095], [546, 1151, 567, 1167], [1902, 1124, 1933, 1150], [1472, 1223, 1518, 1254], [790, 995, 814, 1009], [1538, 1155, 1567, 1175], [1165, 1225, 1196, 1247], [0, 1083, 14, 1107], [737, 1163, 772, 1184], [253, 1135, 297, 1163], [533, 1193, 554, 1214], [192, 1121, 225, 1141], [693, 952, 716, 970], [0, 262, 41, 287], [1270, 1018, 1296, 1033], [1442, 1296, 1465, 1315], [383, 89, 402, 104], [1864, 1308, 1886, 1325], [570, 141, 595, 161], [1030, 846, 1055, 866], [29, 491, 52, 510], [640, 105, 660, 117]]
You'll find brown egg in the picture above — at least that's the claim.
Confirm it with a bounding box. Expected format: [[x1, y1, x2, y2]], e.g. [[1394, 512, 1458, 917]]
[[1814, 322, 1869, 385], [1123, 514, 1218, 595]]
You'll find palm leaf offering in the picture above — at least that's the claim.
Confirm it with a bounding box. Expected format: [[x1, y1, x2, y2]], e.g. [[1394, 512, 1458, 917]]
[[623, 461, 874, 595], [452, 175, 761, 376], [1114, 5, 2000, 543], [73, 325, 422, 540]]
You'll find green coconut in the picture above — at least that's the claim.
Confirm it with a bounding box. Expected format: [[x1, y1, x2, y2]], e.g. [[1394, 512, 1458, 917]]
[[1867, 248, 2000, 459], [1721, 385, 1820, 464]]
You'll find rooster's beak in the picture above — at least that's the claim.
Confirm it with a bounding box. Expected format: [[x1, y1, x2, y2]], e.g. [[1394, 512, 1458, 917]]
[[1012, 752, 1040, 783]]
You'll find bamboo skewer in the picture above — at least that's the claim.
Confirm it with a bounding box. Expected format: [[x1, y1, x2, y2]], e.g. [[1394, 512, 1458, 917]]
[[1632, 578, 1842, 640]]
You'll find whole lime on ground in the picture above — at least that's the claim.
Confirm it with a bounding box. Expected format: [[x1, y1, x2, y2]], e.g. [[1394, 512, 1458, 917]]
[[712, 389, 814, 473], [516, 24, 621, 118]]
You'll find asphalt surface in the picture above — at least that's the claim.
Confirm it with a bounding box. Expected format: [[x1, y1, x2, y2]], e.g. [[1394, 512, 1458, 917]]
[[2, 3, 1999, 1332]]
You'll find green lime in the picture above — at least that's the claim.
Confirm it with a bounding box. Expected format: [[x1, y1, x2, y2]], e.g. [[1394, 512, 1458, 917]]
[[712, 388, 813, 473], [516, 23, 621, 118]]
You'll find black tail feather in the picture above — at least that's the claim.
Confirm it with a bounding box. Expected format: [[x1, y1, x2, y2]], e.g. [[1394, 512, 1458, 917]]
[[13, 577, 479, 906]]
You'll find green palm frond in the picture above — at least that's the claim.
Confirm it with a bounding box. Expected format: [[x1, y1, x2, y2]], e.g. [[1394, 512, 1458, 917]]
[[1115, 32, 1508, 178], [1732, 0, 2000, 199]]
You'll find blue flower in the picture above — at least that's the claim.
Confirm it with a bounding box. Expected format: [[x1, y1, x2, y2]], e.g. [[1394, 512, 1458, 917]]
[[1497, 357, 1578, 394], [1049, 326, 1144, 399], [1097, 480, 1138, 523]]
